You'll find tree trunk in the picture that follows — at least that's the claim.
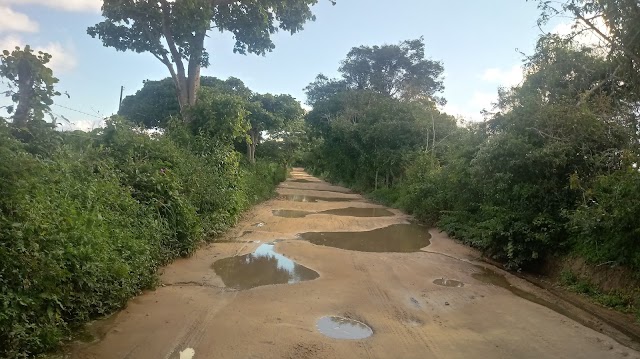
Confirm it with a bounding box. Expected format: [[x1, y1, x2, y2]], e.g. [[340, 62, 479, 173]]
[[247, 130, 258, 163], [13, 58, 34, 127]]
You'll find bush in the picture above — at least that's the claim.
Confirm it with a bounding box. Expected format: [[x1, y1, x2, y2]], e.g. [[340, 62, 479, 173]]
[[568, 168, 640, 271], [0, 118, 286, 358]]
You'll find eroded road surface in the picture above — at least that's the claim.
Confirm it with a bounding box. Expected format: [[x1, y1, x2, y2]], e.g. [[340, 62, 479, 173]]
[[70, 169, 640, 359]]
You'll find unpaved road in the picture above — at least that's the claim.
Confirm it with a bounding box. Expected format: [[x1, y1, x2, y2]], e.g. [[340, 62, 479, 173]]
[[69, 169, 640, 359]]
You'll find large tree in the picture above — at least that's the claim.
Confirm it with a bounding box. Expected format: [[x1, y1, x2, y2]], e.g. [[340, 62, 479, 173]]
[[246, 93, 303, 163], [89, 0, 330, 118], [305, 38, 445, 106], [119, 76, 251, 128], [0, 46, 59, 127]]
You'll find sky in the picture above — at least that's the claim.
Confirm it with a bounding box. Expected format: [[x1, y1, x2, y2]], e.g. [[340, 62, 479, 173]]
[[0, 0, 574, 131]]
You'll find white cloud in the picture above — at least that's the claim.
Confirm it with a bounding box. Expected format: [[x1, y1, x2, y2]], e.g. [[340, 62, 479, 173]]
[[0, 35, 77, 73], [0, 6, 38, 33], [481, 65, 524, 87], [0, 0, 101, 12]]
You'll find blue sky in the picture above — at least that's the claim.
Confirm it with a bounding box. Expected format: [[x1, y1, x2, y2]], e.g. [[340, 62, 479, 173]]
[[0, 0, 568, 130]]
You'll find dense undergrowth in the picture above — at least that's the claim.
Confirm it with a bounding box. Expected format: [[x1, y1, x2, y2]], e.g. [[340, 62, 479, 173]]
[[0, 118, 286, 358], [304, 35, 640, 279]]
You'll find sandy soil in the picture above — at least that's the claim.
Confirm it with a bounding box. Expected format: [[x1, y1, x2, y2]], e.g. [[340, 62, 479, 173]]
[[67, 169, 640, 359]]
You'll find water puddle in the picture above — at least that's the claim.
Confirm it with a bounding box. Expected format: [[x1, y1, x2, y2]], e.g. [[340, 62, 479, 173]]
[[278, 195, 359, 203], [320, 207, 394, 217], [298, 224, 431, 252], [272, 207, 394, 218], [433, 278, 464, 287], [272, 209, 311, 218], [212, 243, 319, 289], [316, 316, 373, 340]]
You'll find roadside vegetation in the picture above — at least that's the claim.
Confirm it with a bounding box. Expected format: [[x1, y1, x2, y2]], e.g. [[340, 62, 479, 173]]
[[303, 0, 640, 311], [2, 0, 639, 357], [0, 0, 315, 357]]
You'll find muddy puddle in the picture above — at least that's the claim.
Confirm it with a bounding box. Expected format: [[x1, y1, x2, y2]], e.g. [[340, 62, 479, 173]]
[[212, 243, 319, 289], [316, 316, 373, 340], [272, 209, 311, 218], [272, 207, 394, 218], [320, 207, 394, 217], [277, 195, 360, 203], [298, 224, 431, 252], [433, 278, 464, 287]]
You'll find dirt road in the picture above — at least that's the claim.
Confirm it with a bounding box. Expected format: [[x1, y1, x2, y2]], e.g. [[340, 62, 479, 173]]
[[69, 169, 640, 359]]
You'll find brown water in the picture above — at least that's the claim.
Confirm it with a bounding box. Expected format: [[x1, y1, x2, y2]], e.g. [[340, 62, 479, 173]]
[[272, 207, 394, 218], [298, 224, 431, 253], [433, 278, 465, 287], [272, 209, 312, 218], [277, 195, 359, 203], [316, 316, 373, 340], [212, 243, 319, 290], [320, 207, 394, 217]]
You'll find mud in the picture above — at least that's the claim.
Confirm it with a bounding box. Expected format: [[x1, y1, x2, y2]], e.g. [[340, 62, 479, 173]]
[[212, 243, 319, 289], [66, 168, 640, 359], [298, 223, 431, 253]]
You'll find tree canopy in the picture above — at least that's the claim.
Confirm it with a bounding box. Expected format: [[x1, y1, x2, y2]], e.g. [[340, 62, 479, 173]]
[[0, 46, 60, 127], [305, 38, 445, 106], [88, 0, 329, 116]]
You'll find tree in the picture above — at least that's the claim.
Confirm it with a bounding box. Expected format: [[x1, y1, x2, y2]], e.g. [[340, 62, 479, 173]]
[[119, 76, 251, 128], [0, 46, 60, 127], [305, 38, 445, 106], [88, 0, 329, 118], [536, 0, 640, 105], [246, 93, 304, 163]]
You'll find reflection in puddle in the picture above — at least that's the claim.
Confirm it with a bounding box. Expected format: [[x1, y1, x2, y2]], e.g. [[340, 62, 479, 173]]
[[272, 209, 311, 218], [277, 195, 359, 203], [316, 316, 373, 340], [272, 207, 394, 218], [433, 278, 464, 287], [213, 244, 319, 289], [320, 207, 394, 217], [299, 224, 431, 252]]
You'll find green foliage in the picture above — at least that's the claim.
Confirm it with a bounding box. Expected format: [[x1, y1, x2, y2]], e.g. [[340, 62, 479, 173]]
[[88, 0, 326, 112], [305, 38, 445, 105], [0, 115, 286, 358], [0, 45, 60, 127], [567, 167, 640, 270], [304, 32, 639, 272]]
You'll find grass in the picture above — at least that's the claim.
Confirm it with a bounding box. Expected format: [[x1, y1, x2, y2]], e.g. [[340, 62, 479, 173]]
[[559, 270, 639, 321]]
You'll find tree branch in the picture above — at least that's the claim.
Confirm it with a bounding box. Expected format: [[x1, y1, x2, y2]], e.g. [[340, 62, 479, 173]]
[[159, 0, 186, 80], [572, 7, 640, 66], [576, 63, 622, 106]]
